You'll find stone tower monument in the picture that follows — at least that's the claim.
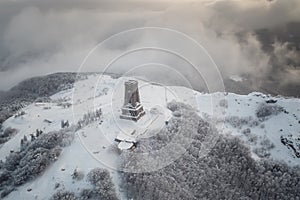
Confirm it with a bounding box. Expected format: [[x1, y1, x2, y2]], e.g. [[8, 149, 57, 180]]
[[120, 80, 145, 121]]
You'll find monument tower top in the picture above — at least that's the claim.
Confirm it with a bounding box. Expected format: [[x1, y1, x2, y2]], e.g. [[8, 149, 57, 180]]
[[120, 80, 145, 121]]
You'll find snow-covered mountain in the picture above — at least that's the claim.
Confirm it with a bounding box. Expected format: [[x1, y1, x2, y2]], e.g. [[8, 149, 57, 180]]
[[0, 73, 299, 200]]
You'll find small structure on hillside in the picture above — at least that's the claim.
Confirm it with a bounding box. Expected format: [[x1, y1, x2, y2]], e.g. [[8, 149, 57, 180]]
[[115, 129, 137, 150], [120, 80, 145, 121]]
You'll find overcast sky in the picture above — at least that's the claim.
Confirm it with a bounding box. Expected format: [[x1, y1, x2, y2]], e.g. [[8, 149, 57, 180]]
[[0, 0, 299, 91]]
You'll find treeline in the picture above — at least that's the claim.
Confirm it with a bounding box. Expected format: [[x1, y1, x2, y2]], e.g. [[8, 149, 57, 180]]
[[0, 127, 17, 145], [0, 73, 78, 128], [120, 102, 300, 200], [0, 129, 74, 198], [0, 106, 104, 198], [0, 73, 77, 104], [51, 168, 118, 200]]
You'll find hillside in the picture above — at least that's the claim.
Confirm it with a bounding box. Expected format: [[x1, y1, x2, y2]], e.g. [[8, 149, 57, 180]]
[[0, 73, 299, 199]]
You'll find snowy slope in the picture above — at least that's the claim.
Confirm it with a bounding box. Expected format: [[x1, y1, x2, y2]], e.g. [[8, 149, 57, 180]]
[[202, 92, 300, 165], [0, 73, 299, 199]]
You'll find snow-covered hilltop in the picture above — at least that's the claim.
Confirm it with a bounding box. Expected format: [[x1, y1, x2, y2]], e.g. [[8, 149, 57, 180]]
[[0, 73, 299, 199]]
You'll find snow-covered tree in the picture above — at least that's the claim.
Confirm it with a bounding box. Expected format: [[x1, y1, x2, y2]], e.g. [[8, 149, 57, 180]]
[[51, 190, 78, 200], [87, 168, 118, 200], [120, 101, 300, 200], [256, 103, 283, 119], [0, 130, 73, 197]]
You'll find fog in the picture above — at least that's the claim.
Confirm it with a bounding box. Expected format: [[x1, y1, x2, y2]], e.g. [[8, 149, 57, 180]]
[[0, 0, 299, 95]]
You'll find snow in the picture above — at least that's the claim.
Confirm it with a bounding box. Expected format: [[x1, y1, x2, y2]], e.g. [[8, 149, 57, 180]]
[[0, 73, 299, 199], [229, 75, 244, 82], [203, 92, 300, 165], [115, 129, 137, 143], [118, 141, 134, 150]]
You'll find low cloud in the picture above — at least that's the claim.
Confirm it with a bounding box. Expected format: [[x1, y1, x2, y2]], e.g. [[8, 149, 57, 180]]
[[0, 0, 299, 95]]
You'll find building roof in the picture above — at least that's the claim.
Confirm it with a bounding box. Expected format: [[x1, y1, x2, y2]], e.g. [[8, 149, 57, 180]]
[[118, 141, 134, 150], [115, 129, 136, 143]]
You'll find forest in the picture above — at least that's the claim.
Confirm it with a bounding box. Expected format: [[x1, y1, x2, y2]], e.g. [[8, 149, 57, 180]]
[[120, 102, 300, 200]]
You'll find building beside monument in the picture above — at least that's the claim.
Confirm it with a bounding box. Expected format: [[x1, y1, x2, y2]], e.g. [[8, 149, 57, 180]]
[[120, 80, 145, 121]]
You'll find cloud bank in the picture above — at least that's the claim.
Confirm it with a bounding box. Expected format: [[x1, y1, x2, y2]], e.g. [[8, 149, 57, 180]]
[[0, 0, 299, 95]]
